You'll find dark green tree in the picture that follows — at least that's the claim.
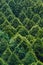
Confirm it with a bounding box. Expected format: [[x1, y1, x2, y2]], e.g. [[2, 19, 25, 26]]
[[30, 25, 40, 37], [32, 38, 43, 62], [0, 30, 9, 56]]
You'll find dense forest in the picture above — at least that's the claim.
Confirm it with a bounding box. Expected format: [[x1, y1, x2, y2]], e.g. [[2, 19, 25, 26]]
[[0, 0, 43, 65]]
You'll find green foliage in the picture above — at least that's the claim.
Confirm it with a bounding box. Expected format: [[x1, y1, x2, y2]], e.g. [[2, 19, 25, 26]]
[[0, 30, 9, 56], [19, 11, 26, 22], [1, 22, 16, 39], [18, 27, 28, 36], [9, 0, 22, 17], [26, 19, 35, 30], [32, 38, 43, 62], [37, 61, 43, 65], [7, 15, 14, 23], [23, 51, 37, 65], [26, 34, 35, 44], [39, 11, 43, 18], [38, 28, 43, 38], [12, 18, 21, 28], [32, 4, 42, 14], [14, 41, 29, 60], [30, 25, 40, 37], [38, 19, 43, 27], [23, 18, 35, 30], [31, 61, 43, 65], [4, 9, 11, 17], [0, 0, 43, 65], [2, 4, 8, 13], [0, 14, 5, 25], [32, 14, 40, 23], [0, 58, 8, 65], [8, 54, 21, 65], [2, 49, 11, 62], [9, 35, 21, 51], [26, 7, 34, 19]]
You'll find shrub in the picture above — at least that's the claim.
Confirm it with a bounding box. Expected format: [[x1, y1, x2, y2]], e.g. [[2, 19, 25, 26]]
[[38, 28, 43, 38], [18, 27, 28, 36], [9, 0, 22, 17], [30, 25, 40, 37], [2, 4, 8, 13], [0, 17, 5, 25], [39, 11, 43, 18], [8, 54, 21, 65], [0, 58, 4, 65], [2, 49, 11, 62], [23, 18, 35, 30], [37, 61, 43, 65], [2, 24, 16, 39], [7, 15, 14, 23], [14, 41, 29, 60], [12, 18, 21, 28], [26, 35, 35, 44], [32, 4, 42, 14], [0, 30, 9, 56], [32, 14, 40, 23], [32, 38, 43, 62], [23, 51, 37, 65], [0, 58, 8, 65], [26, 7, 34, 19], [23, 18, 29, 26], [26, 19, 35, 30], [9, 35, 21, 51], [4, 9, 11, 17], [38, 19, 43, 27], [19, 11, 26, 22]]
